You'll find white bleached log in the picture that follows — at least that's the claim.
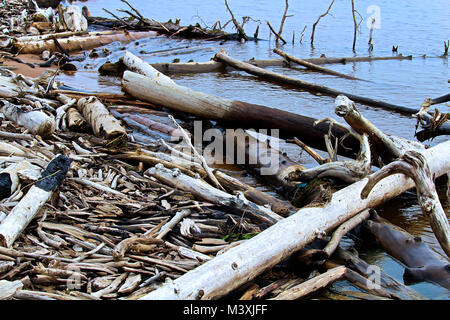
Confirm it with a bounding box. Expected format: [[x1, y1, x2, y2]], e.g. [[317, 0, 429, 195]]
[[0, 280, 23, 300], [76, 96, 127, 140], [0, 155, 72, 248], [140, 140, 449, 300], [120, 51, 175, 85], [0, 101, 55, 137], [145, 164, 283, 226]]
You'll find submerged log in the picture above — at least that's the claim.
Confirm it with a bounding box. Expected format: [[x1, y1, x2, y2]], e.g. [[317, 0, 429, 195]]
[[363, 214, 450, 290], [214, 50, 420, 115], [122, 71, 360, 159], [140, 140, 449, 300], [0, 155, 72, 248]]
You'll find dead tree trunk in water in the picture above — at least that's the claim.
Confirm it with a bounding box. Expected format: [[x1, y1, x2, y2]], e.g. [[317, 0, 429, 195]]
[[310, 0, 335, 46]]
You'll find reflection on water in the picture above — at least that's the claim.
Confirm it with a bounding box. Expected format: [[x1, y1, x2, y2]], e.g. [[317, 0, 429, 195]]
[[61, 0, 449, 299]]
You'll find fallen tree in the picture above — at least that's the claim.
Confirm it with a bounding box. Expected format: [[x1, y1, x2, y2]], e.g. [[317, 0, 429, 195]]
[[121, 71, 361, 159], [140, 140, 450, 299], [214, 50, 421, 115]]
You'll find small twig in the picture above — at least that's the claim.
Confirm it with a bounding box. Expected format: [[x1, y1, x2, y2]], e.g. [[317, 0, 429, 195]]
[[266, 20, 287, 44]]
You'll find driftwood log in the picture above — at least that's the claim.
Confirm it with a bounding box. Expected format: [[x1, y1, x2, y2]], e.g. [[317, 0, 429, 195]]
[[0, 101, 55, 137], [76, 97, 127, 141], [140, 140, 449, 299], [121, 71, 361, 159]]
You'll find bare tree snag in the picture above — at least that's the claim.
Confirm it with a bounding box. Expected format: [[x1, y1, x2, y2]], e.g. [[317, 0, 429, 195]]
[[0, 155, 72, 248], [140, 141, 449, 300], [77, 97, 127, 141], [224, 0, 248, 41], [273, 48, 363, 81], [363, 214, 450, 290], [276, 0, 291, 45], [266, 21, 287, 44], [145, 163, 283, 226], [310, 0, 335, 46], [214, 50, 421, 115], [351, 0, 358, 51], [270, 266, 346, 300], [335, 95, 425, 164], [0, 101, 55, 137], [362, 151, 450, 259]]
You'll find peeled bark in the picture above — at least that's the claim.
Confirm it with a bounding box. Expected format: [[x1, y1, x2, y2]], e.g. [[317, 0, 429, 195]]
[[0, 101, 55, 137], [77, 96, 127, 141], [0, 155, 72, 248], [140, 141, 449, 300]]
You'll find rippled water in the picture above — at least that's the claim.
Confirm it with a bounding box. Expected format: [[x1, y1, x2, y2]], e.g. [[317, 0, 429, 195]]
[[63, 0, 449, 299]]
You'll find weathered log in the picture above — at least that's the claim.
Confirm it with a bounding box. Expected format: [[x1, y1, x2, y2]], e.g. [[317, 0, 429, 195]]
[[122, 71, 360, 159], [214, 50, 420, 115], [145, 164, 283, 226], [60, 5, 88, 32], [12, 31, 157, 54], [140, 141, 449, 300], [0, 155, 72, 248], [0, 161, 31, 200], [0, 101, 55, 137], [66, 107, 88, 132], [363, 214, 450, 290], [111, 55, 413, 75], [361, 151, 450, 259], [273, 48, 363, 81], [270, 266, 346, 300], [77, 96, 127, 141]]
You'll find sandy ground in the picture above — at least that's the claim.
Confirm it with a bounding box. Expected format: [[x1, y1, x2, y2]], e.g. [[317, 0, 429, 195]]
[[0, 53, 57, 78]]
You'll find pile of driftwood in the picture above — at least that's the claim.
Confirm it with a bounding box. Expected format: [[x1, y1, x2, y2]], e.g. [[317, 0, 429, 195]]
[[0, 47, 448, 300]]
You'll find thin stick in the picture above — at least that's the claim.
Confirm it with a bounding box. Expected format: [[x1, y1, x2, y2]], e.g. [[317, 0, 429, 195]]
[[120, 0, 145, 20], [351, 0, 357, 51], [311, 0, 335, 46], [168, 115, 224, 191]]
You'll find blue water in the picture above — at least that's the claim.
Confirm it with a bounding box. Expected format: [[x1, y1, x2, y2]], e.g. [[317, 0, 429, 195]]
[[63, 0, 450, 299]]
